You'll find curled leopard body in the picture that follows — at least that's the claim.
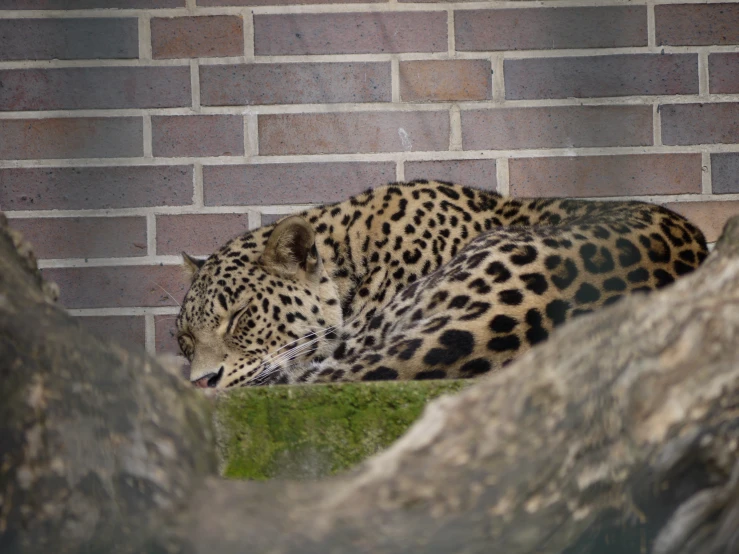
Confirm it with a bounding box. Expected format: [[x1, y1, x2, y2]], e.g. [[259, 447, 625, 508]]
[[176, 180, 707, 388]]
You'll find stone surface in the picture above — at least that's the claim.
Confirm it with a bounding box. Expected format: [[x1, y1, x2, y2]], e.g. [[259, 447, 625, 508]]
[[42, 264, 188, 309], [505, 54, 698, 100], [656, 3, 739, 45], [0, 67, 190, 111], [156, 213, 250, 255], [661, 103, 739, 145], [76, 315, 147, 349], [203, 162, 396, 205], [509, 154, 702, 197], [0, 18, 138, 60], [151, 16, 244, 58], [404, 159, 497, 191], [8, 216, 147, 259], [709, 53, 739, 93], [0, 166, 193, 210], [0, 117, 143, 160], [712, 153, 739, 194], [399, 60, 491, 101], [258, 112, 449, 155], [461, 105, 652, 150], [152, 115, 244, 157], [456, 6, 647, 51], [200, 62, 391, 105], [254, 12, 447, 55]]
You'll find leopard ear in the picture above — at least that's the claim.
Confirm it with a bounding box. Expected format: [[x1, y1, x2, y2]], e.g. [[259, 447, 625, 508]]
[[259, 216, 317, 278], [182, 252, 205, 279]]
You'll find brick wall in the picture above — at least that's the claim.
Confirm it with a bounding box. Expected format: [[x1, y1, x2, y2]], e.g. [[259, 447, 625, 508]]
[[1, 1, 738, 359]]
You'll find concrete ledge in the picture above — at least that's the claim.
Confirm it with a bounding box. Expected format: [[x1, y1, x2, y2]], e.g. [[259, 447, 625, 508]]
[[216, 380, 470, 480]]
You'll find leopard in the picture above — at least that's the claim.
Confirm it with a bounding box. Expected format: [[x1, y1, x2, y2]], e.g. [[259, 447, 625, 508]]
[[176, 180, 708, 389]]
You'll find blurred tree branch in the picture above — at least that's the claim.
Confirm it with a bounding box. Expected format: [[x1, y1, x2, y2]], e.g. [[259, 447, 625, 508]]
[[1, 213, 737, 554]]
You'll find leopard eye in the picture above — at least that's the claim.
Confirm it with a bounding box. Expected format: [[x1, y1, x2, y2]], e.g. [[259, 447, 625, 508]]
[[226, 307, 248, 335], [178, 334, 194, 360]]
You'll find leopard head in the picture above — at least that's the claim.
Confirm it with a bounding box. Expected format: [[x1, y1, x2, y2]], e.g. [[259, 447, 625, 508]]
[[176, 216, 342, 388]]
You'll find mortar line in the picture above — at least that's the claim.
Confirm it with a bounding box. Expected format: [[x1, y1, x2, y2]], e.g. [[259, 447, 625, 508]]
[[6, 45, 738, 71], [145, 314, 156, 355], [243, 9, 255, 60], [248, 210, 262, 230], [38, 256, 184, 268], [496, 157, 510, 195], [447, 8, 455, 56], [146, 213, 157, 257], [491, 54, 505, 103], [142, 113, 153, 157], [391, 57, 401, 103], [190, 60, 201, 111], [652, 103, 662, 146], [138, 14, 152, 60], [449, 105, 462, 151], [69, 307, 179, 317], [193, 162, 204, 207], [396, 160, 405, 181], [246, 114, 259, 157], [698, 49, 710, 97], [646, 0, 656, 48], [701, 151, 712, 195]]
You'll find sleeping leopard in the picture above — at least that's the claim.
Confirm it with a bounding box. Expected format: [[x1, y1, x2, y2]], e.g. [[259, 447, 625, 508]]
[[176, 180, 707, 389]]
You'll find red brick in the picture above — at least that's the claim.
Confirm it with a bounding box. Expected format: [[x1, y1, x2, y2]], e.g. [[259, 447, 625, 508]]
[[201, 0, 381, 5], [656, 3, 739, 46], [664, 201, 739, 242], [200, 63, 391, 106], [661, 103, 739, 146], [0, 18, 138, 61], [260, 213, 294, 226], [203, 162, 395, 205], [709, 54, 739, 94], [151, 16, 243, 59], [8, 217, 146, 259], [76, 316, 146, 350], [712, 153, 739, 195], [404, 160, 497, 191], [509, 154, 702, 198], [43, 265, 189, 309], [0, 67, 190, 111], [504, 54, 698, 100], [456, 7, 646, 51], [157, 213, 250, 256], [259, 112, 449, 155], [155, 314, 183, 356], [152, 115, 244, 157], [399, 60, 491, 102], [0, 166, 193, 211], [462, 106, 652, 150], [254, 13, 447, 55], [1, 1, 182, 7], [0, 118, 142, 160]]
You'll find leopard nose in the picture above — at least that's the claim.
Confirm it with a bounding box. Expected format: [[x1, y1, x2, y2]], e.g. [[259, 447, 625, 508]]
[[193, 367, 224, 388]]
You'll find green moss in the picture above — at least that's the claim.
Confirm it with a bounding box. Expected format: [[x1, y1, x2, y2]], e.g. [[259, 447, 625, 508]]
[[216, 380, 470, 480]]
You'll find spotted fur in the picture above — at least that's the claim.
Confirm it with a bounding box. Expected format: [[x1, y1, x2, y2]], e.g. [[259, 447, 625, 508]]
[[176, 180, 707, 388]]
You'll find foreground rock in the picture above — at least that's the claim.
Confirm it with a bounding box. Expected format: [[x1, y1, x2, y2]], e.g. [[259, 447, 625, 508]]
[[1, 213, 737, 554]]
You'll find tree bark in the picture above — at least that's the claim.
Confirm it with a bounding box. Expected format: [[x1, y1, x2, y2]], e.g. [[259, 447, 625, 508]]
[[1, 212, 737, 554], [0, 215, 218, 553]]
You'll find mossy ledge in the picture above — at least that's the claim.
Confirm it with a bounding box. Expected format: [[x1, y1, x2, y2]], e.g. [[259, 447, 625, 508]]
[[216, 380, 470, 480]]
